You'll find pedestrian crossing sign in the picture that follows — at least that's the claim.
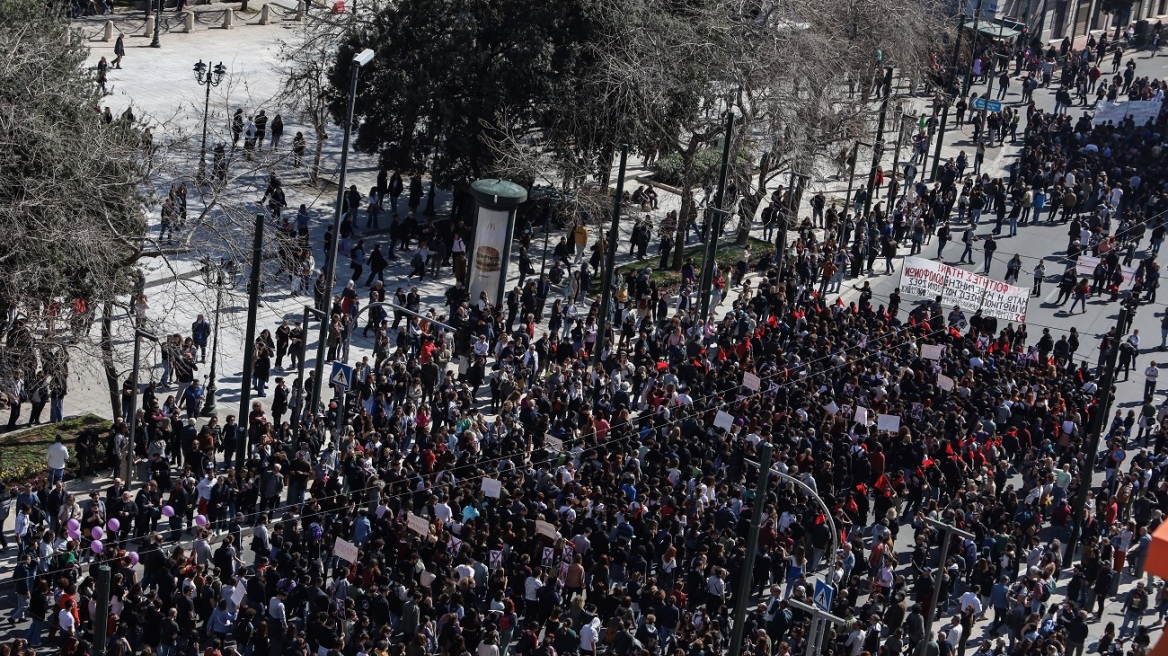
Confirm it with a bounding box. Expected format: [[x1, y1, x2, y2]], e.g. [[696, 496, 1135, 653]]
[[814, 579, 834, 612], [330, 361, 353, 389]]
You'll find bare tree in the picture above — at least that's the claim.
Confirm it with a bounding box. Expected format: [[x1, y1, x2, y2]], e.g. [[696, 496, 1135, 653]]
[[275, 13, 350, 186]]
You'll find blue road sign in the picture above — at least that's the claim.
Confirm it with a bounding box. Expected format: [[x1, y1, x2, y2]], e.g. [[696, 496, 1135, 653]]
[[814, 579, 834, 612], [330, 361, 353, 389], [972, 98, 1003, 112]]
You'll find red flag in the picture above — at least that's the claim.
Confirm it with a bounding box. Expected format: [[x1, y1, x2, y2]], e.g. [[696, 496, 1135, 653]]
[[875, 474, 891, 494]]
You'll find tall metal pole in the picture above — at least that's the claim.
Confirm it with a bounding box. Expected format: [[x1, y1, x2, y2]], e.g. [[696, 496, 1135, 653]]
[[844, 143, 863, 222], [150, 0, 161, 48], [236, 212, 265, 470], [727, 443, 774, 656], [1064, 304, 1129, 566], [124, 330, 157, 485], [930, 102, 952, 181], [593, 145, 628, 369], [312, 56, 366, 423], [297, 305, 325, 439], [889, 113, 907, 209], [201, 282, 222, 416], [862, 67, 894, 222], [963, 0, 987, 97], [539, 194, 553, 277], [917, 519, 975, 656], [92, 565, 112, 656], [699, 112, 735, 323], [198, 77, 211, 185], [124, 334, 142, 485]]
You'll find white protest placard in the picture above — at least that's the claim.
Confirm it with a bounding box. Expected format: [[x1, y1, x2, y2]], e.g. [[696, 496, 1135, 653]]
[[853, 406, 869, 426], [823, 402, 839, 415], [941, 266, 988, 312], [407, 512, 430, 537], [333, 537, 360, 564], [232, 582, 246, 607], [535, 519, 558, 539], [420, 570, 436, 587], [447, 536, 462, 557], [481, 477, 502, 498], [937, 375, 955, 392], [542, 547, 555, 567], [877, 414, 901, 433], [978, 277, 1031, 323], [921, 344, 944, 360], [742, 372, 761, 392], [899, 257, 948, 301], [489, 550, 504, 569], [713, 411, 735, 431]]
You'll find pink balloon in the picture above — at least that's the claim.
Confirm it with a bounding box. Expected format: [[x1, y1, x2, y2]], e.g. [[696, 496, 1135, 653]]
[[194, 515, 208, 527], [161, 506, 175, 517], [90, 540, 104, 554], [106, 518, 120, 532], [67, 519, 80, 532], [91, 526, 104, 540], [128, 552, 139, 566]]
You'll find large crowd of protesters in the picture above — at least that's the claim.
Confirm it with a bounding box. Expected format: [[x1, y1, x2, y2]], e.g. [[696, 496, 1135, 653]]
[[7, 23, 1168, 656]]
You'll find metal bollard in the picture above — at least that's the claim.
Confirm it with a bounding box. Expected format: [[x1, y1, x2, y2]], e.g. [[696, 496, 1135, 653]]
[[183, 10, 193, 31], [222, 8, 233, 28], [259, 3, 269, 23], [103, 19, 113, 41], [143, 15, 155, 36]]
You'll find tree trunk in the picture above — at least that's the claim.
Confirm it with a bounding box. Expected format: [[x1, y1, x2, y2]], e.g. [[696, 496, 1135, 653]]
[[100, 300, 122, 421], [672, 181, 693, 271], [598, 144, 615, 191], [737, 151, 771, 245], [311, 122, 327, 185]]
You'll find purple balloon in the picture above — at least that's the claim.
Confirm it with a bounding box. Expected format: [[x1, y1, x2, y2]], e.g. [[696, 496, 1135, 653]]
[[128, 552, 139, 566], [106, 518, 120, 532], [161, 505, 175, 517], [90, 540, 103, 554], [68, 529, 81, 540], [66, 518, 80, 532], [91, 526, 104, 540], [194, 514, 208, 527]]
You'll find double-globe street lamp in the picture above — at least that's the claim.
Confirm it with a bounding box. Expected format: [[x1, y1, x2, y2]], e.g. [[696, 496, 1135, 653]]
[[193, 60, 227, 186], [200, 257, 241, 417]]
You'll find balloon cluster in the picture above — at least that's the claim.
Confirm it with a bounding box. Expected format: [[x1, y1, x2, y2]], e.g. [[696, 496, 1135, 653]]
[[64, 516, 143, 555]]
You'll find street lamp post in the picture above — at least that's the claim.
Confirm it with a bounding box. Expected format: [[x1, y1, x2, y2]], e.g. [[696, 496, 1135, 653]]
[[862, 67, 894, 222], [530, 185, 564, 277], [311, 48, 376, 425], [889, 111, 910, 209], [150, 0, 161, 48], [296, 304, 326, 441], [916, 518, 976, 656], [235, 213, 265, 469], [201, 258, 239, 417], [736, 449, 843, 656], [124, 329, 158, 484], [844, 141, 871, 221], [193, 60, 227, 186]]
